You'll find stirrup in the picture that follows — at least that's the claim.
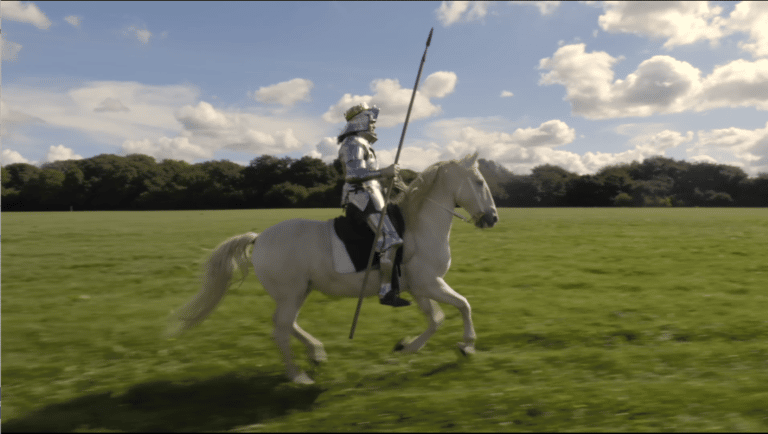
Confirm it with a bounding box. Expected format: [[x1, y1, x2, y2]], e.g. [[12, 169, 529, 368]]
[[379, 287, 411, 308]]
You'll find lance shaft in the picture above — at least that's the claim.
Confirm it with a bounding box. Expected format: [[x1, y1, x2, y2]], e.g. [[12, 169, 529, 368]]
[[350, 27, 434, 339]]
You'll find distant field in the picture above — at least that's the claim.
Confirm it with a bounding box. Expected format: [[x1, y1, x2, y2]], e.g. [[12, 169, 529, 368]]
[[2, 208, 768, 432]]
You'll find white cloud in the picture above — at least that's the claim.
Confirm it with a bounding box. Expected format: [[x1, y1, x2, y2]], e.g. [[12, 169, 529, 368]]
[[123, 26, 152, 44], [689, 154, 718, 164], [513, 120, 576, 147], [421, 71, 458, 99], [121, 136, 213, 162], [435, 1, 493, 26], [0, 145, 83, 166], [420, 118, 579, 172], [436, 1, 469, 26], [176, 101, 231, 131], [375, 144, 445, 172], [46, 145, 83, 162], [725, 1, 768, 58], [613, 55, 702, 113], [511, 1, 561, 16], [688, 121, 768, 175], [254, 78, 314, 106], [0, 99, 45, 146], [1, 149, 30, 166], [598, 1, 725, 49], [64, 15, 81, 28], [1, 35, 23, 61], [133, 100, 329, 161], [500, 90, 514, 98], [700, 59, 768, 110], [94, 97, 130, 113], [3, 81, 200, 148], [530, 129, 690, 174], [323, 71, 457, 128], [539, 43, 768, 119], [436, 1, 559, 26], [4, 78, 333, 164], [423, 116, 514, 138], [388, 117, 697, 175], [628, 129, 694, 155], [538, 43, 621, 118], [1, 1, 51, 29], [174, 101, 305, 153], [307, 137, 339, 163], [596, 1, 768, 59]]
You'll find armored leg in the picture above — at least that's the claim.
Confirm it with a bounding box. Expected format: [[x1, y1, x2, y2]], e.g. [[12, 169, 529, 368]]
[[366, 212, 409, 307]]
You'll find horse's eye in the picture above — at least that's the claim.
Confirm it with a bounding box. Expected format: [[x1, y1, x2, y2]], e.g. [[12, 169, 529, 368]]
[[476, 181, 484, 187]]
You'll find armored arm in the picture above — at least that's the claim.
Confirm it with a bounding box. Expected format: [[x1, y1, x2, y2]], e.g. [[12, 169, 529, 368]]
[[340, 137, 396, 184]]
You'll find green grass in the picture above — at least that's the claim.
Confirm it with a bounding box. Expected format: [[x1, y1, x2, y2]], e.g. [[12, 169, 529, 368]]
[[2, 208, 768, 432]]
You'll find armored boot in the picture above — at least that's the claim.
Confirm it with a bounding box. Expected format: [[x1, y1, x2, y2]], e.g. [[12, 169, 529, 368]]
[[367, 213, 409, 307], [377, 245, 410, 307]]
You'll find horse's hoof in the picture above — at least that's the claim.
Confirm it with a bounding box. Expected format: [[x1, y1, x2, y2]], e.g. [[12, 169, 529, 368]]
[[457, 343, 476, 356], [292, 372, 315, 385], [393, 339, 407, 352], [310, 352, 327, 366]]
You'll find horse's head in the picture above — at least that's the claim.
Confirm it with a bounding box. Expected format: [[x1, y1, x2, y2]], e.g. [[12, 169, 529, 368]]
[[450, 152, 498, 229]]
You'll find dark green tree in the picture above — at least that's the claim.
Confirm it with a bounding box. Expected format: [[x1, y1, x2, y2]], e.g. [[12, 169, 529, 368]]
[[62, 166, 86, 209], [263, 182, 308, 208], [134, 159, 194, 210], [287, 156, 338, 188], [530, 164, 578, 206], [3, 163, 41, 191], [737, 174, 768, 206], [33, 169, 67, 210], [500, 175, 540, 207], [243, 155, 294, 207]]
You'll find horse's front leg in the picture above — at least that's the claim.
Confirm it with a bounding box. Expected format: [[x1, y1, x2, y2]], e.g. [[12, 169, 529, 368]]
[[396, 296, 445, 353], [421, 277, 476, 355]]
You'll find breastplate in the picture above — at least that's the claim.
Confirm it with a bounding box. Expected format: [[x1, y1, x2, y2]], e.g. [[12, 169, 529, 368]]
[[340, 136, 384, 211]]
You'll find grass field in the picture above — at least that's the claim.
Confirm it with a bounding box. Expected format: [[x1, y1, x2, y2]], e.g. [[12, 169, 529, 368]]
[[2, 208, 768, 432]]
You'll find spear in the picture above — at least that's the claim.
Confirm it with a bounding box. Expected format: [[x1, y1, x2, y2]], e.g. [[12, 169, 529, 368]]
[[349, 27, 434, 339]]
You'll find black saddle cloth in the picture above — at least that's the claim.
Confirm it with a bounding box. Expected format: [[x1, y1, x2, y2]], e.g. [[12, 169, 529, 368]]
[[332, 204, 405, 273]]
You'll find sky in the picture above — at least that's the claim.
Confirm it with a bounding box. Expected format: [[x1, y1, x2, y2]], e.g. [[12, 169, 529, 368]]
[[2, 1, 768, 176]]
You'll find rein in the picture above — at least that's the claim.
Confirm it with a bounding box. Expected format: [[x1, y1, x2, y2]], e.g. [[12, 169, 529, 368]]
[[426, 197, 471, 223], [424, 176, 483, 224]]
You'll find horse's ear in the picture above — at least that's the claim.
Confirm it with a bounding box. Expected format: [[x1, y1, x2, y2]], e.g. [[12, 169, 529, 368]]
[[461, 151, 479, 168]]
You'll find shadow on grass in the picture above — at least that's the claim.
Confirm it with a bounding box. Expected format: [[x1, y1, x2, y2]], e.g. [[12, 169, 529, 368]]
[[4, 371, 325, 433]]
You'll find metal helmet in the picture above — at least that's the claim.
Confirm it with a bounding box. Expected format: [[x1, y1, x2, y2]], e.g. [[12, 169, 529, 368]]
[[338, 102, 380, 144]]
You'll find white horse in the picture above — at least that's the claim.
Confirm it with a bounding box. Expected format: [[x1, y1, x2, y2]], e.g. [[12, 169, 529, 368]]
[[165, 152, 498, 384]]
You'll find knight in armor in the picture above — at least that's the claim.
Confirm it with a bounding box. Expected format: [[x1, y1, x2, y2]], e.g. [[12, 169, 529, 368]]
[[338, 102, 411, 307]]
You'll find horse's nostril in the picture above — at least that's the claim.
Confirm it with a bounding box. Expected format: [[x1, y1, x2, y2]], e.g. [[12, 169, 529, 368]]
[[492, 214, 498, 223]]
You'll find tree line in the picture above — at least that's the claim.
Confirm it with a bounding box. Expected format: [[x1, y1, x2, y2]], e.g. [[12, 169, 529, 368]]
[[481, 156, 768, 207], [2, 153, 767, 211]]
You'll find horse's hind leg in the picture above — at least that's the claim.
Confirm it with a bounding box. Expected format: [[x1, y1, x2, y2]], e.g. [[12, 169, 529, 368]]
[[292, 322, 326, 364], [396, 296, 444, 354], [271, 290, 315, 384]]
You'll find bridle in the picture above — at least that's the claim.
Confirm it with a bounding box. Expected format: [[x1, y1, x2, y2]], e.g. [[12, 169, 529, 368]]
[[426, 197, 472, 223], [426, 173, 488, 225]]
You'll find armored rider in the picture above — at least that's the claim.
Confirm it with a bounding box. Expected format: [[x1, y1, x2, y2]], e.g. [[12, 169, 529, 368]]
[[338, 102, 411, 307]]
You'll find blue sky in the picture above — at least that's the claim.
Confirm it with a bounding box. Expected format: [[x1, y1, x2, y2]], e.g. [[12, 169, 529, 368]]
[[2, 1, 767, 175]]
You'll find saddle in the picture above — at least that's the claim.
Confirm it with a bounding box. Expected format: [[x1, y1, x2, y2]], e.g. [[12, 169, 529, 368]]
[[331, 204, 405, 283]]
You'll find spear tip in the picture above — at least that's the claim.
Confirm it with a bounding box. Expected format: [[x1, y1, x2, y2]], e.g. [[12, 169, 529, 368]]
[[427, 27, 433, 47]]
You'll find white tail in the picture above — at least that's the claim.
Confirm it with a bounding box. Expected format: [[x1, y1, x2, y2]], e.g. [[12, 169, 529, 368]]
[[164, 232, 258, 338]]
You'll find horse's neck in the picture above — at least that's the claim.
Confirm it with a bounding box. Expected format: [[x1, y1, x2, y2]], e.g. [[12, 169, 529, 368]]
[[404, 183, 454, 245]]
